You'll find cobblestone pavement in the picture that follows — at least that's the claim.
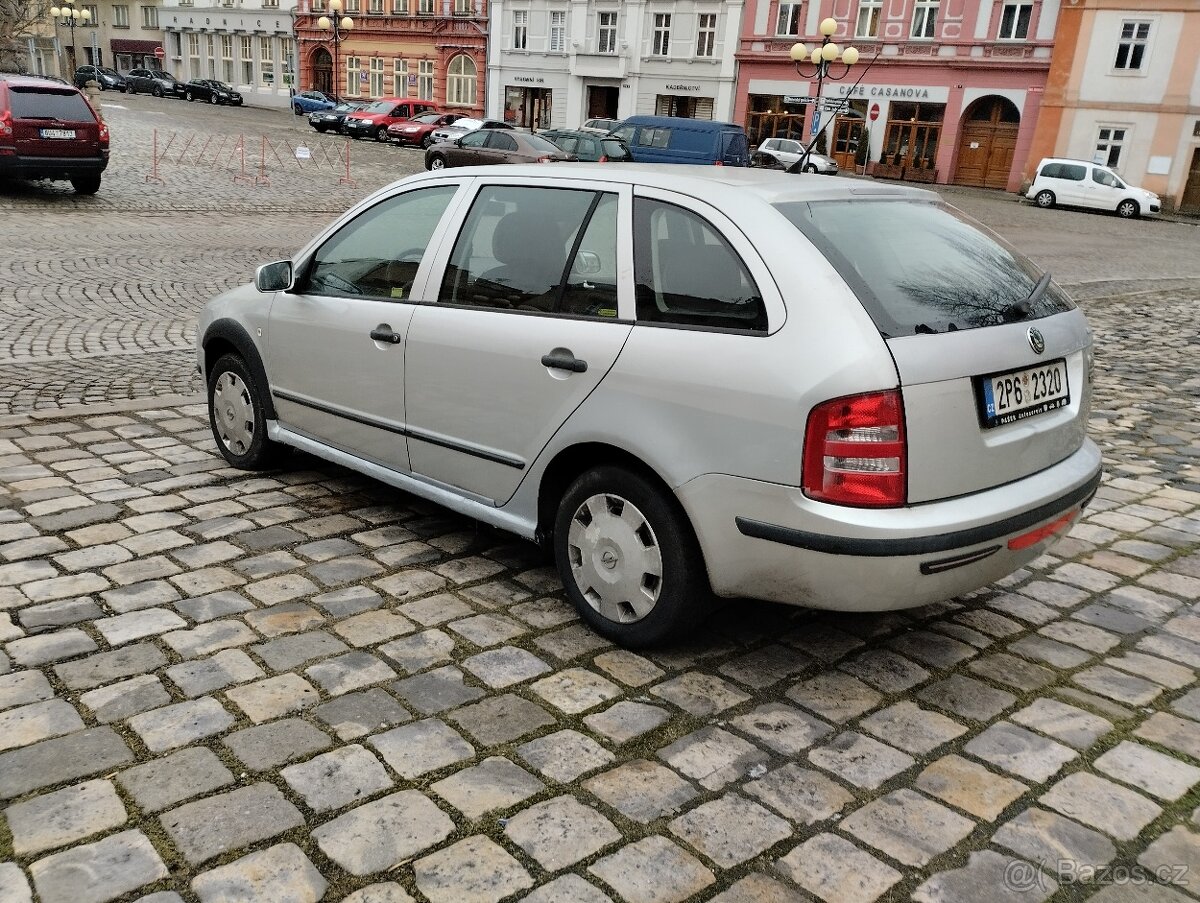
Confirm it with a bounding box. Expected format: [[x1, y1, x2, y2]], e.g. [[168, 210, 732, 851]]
[[3, 93, 1200, 903]]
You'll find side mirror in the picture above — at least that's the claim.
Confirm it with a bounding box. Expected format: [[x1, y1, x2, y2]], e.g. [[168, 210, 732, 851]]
[[255, 260, 293, 293], [574, 250, 602, 276]]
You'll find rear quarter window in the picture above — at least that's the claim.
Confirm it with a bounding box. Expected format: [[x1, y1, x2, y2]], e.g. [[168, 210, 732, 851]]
[[9, 88, 94, 121], [1041, 162, 1086, 181], [775, 199, 1075, 337]]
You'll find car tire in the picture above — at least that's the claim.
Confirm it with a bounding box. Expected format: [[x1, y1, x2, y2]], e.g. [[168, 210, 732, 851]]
[[804, 163, 819, 173], [554, 466, 710, 648], [208, 94, 218, 105], [427, 153, 446, 171], [421, 134, 434, 149], [152, 85, 163, 98], [293, 103, 303, 115], [185, 91, 194, 102], [70, 176, 101, 195], [1034, 189, 1055, 209], [207, 354, 285, 471], [1116, 199, 1139, 219], [374, 126, 388, 142], [126, 83, 135, 95]]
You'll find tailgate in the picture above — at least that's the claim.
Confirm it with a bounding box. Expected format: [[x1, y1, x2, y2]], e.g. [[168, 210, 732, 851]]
[[10, 86, 100, 158]]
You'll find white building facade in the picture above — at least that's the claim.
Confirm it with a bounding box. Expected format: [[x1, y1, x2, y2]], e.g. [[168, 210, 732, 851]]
[[161, 0, 298, 108], [486, 0, 745, 129]]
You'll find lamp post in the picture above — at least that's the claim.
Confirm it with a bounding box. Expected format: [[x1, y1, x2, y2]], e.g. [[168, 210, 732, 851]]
[[317, 0, 353, 101], [49, 0, 92, 78], [788, 17, 858, 170]]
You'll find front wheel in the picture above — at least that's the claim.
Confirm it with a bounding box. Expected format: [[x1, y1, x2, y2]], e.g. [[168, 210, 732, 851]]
[[421, 134, 434, 149], [152, 85, 163, 98], [207, 354, 285, 470], [374, 126, 389, 142], [293, 103, 303, 115], [804, 163, 818, 174], [208, 94, 218, 105], [1116, 199, 1139, 218], [1034, 189, 1055, 209], [126, 83, 136, 95], [427, 154, 446, 171], [71, 176, 101, 195], [553, 466, 710, 647]]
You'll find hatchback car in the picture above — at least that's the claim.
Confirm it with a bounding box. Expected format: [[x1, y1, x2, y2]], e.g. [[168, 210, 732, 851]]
[[125, 68, 187, 98], [309, 102, 368, 133], [1026, 157, 1160, 218], [198, 166, 1102, 647], [292, 90, 337, 115], [425, 130, 574, 170], [387, 111, 467, 148], [755, 137, 838, 174], [580, 117, 619, 134], [428, 117, 512, 146], [0, 74, 109, 193], [540, 129, 631, 163], [343, 99, 437, 142], [72, 65, 125, 91], [184, 79, 243, 105]]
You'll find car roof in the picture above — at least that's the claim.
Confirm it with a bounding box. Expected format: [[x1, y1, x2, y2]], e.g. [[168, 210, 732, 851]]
[[1039, 157, 1101, 166], [0, 73, 81, 90], [619, 115, 743, 130]]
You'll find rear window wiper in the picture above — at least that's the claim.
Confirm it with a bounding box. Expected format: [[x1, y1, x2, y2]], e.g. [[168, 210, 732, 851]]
[[1001, 270, 1051, 323]]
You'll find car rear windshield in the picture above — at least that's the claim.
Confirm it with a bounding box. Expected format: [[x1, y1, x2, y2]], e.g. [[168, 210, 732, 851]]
[[775, 199, 1075, 336], [9, 87, 93, 121]]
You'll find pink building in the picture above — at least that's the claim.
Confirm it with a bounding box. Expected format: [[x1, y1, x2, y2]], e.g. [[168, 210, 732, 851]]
[[734, 1, 1061, 190]]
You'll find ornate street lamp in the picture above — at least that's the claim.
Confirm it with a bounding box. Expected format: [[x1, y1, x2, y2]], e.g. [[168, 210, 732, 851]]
[[788, 17, 859, 170], [317, 0, 354, 102], [50, 0, 92, 78]]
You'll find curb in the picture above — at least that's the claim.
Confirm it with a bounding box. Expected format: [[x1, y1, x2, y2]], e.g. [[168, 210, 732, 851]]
[[0, 393, 206, 430]]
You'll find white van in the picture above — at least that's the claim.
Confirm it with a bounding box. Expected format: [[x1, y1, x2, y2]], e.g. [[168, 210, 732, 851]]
[[1026, 157, 1160, 218]]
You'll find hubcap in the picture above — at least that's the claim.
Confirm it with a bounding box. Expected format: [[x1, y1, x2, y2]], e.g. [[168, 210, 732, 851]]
[[567, 493, 662, 624], [212, 372, 255, 456]]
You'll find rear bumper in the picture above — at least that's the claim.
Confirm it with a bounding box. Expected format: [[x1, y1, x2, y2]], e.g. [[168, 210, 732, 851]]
[[677, 439, 1103, 612], [0, 154, 108, 180]]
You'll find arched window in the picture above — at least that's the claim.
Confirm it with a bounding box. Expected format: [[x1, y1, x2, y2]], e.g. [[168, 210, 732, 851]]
[[446, 54, 476, 106]]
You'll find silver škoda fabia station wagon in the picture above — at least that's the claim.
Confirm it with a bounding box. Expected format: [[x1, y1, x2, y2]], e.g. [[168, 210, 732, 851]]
[[198, 166, 1102, 647]]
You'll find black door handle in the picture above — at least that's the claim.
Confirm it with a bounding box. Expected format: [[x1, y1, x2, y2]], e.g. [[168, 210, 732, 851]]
[[369, 324, 402, 345], [541, 347, 588, 373]]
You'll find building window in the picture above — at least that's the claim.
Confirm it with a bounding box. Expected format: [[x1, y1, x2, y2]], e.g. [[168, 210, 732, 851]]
[[446, 53, 476, 106], [369, 57, 384, 95], [549, 10, 566, 52], [369, 0, 383, 12], [240, 36, 253, 85], [776, 2, 801, 36], [418, 59, 433, 100], [418, 0, 434, 12], [345, 0, 359, 12], [1095, 127, 1126, 167], [652, 13, 671, 56], [513, 9, 528, 49], [393, 58, 407, 95], [82, 4, 98, 24], [597, 10, 617, 53], [112, 4, 129, 26], [188, 32, 200, 71], [857, 0, 881, 37], [393, 0, 407, 13], [207, 35, 217, 76], [454, 0, 471, 12], [912, 0, 938, 38], [168, 31, 181, 57], [140, 5, 157, 27], [998, 2, 1032, 39], [696, 12, 716, 57], [280, 37, 293, 85], [221, 35, 233, 82], [346, 55, 360, 95], [1114, 21, 1149, 70], [260, 37, 273, 87]]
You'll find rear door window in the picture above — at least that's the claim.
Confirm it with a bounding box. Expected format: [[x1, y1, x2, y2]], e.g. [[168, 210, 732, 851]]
[[9, 88, 93, 121], [775, 199, 1075, 336]]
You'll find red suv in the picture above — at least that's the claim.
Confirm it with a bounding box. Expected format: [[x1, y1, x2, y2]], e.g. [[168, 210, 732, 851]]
[[343, 98, 437, 141], [0, 74, 109, 194]]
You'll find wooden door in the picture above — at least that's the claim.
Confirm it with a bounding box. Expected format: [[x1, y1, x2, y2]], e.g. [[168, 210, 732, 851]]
[[954, 97, 1020, 189], [832, 119, 863, 171], [1181, 149, 1200, 214]]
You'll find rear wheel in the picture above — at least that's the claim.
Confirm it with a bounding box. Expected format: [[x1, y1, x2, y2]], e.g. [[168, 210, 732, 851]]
[[804, 163, 818, 173], [374, 126, 388, 142], [1116, 199, 1139, 218], [208, 93, 218, 105], [553, 466, 710, 647], [185, 91, 194, 102], [152, 85, 163, 98], [126, 83, 136, 95], [1034, 189, 1055, 209], [71, 176, 101, 195], [293, 103, 303, 115], [207, 354, 285, 470], [421, 133, 434, 149], [427, 153, 446, 171]]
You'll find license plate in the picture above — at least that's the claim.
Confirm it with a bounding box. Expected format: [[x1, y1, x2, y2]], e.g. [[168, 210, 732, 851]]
[[977, 358, 1070, 428], [40, 128, 75, 139]]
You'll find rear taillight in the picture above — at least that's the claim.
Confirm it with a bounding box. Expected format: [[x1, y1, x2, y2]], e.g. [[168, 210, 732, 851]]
[[713, 160, 724, 166], [0, 110, 12, 138], [803, 390, 907, 508], [598, 155, 608, 163], [98, 121, 110, 148]]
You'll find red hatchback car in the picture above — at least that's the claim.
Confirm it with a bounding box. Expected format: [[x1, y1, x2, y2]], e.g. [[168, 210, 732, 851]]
[[387, 111, 467, 148], [343, 98, 437, 142], [0, 74, 109, 194]]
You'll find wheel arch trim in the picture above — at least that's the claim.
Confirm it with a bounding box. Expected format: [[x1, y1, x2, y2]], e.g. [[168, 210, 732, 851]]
[[201, 318, 277, 419]]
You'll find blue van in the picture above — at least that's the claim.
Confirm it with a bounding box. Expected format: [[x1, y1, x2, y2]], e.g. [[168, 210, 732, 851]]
[[608, 116, 751, 167]]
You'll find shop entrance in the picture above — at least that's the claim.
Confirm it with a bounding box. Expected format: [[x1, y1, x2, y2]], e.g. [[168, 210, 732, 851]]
[[587, 85, 619, 119], [880, 102, 944, 180], [954, 96, 1020, 189], [504, 86, 552, 129], [831, 101, 868, 171], [312, 48, 332, 97]]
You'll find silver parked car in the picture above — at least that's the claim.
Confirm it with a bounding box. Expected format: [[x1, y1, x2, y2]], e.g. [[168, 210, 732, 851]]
[[756, 137, 839, 174], [198, 166, 1101, 647]]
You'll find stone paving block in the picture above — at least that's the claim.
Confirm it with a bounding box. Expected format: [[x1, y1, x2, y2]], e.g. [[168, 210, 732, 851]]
[[332, 609, 415, 647], [1009, 697, 1113, 749], [668, 792, 792, 868], [859, 700, 968, 755], [776, 831, 901, 903], [378, 628, 457, 673], [251, 630, 349, 670], [589, 835, 715, 903], [1134, 711, 1200, 759], [583, 759, 700, 823], [964, 722, 1078, 782], [1039, 772, 1162, 841], [842, 788, 975, 867], [310, 557, 385, 589], [841, 648, 932, 694], [162, 620, 258, 659], [20, 574, 110, 605], [7, 628, 97, 666], [0, 698, 85, 751], [0, 864, 31, 903], [377, 571, 450, 606], [431, 755, 545, 819], [1072, 664, 1164, 705], [0, 727, 133, 800], [225, 673, 320, 723], [992, 807, 1116, 873], [649, 671, 750, 716], [1107, 650, 1195, 688], [191, 843, 327, 903], [0, 669, 53, 710], [7, 779, 127, 856], [117, 746, 234, 812], [744, 762, 854, 824], [504, 795, 621, 871], [509, 596, 578, 631], [169, 567, 246, 597], [165, 649, 264, 697], [1008, 634, 1092, 669], [29, 830, 168, 903], [786, 671, 882, 723], [242, 600, 323, 636], [918, 674, 1017, 721], [462, 645, 552, 688], [808, 731, 915, 789], [392, 664, 486, 714], [314, 790, 456, 876], [521, 875, 613, 903], [448, 612, 527, 648], [413, 834, 534, 903], [19, 596, 104, 630], [173, 590, 254, 623], [281, 743, 394, 812], [659, 726, 770, 791], [341, 884, 417, 903], [450, 692, 556, 746], [534, 623, 612, 661], [93, 607, 187, 645], [717, 643, 811, 690], [915, 754, 1027, 822], [584, 700, 670, 744], [518, 728, 615, 783], [129, 697, 234, 752], [369, 718, 475, 778], [100, 579, 182, 614], [592, 649, 664, 687], [161, 782, 304, 864], [1138, 826, 1200, 888], [223, 717, 332, 771], [531, 667, 623, 714], [912, 849, 1056, 903], [723, 703, 831, 756], [969, 652, 1056, 692], [1040, 621, 1120, 653], [1094, 740, 1200, 801], [306, 650, 398, 695]]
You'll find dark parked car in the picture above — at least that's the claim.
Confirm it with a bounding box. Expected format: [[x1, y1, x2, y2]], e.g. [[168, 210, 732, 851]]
[[424, 129, 575, 170], [125, 68, 187, 98], [386, 111, 466, 147], [73, 65, 125, 91], [0, 74, 109, 194], [308, 101, 368, 133], [184, 79, 243, 105], [539, 129, 631, 163]]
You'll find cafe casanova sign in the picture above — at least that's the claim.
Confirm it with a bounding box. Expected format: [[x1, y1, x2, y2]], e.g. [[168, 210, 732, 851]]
[[835, 85, 932, 98]]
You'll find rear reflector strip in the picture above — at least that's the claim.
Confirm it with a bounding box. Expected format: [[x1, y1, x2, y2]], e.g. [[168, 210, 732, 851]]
[[1007, 510, 1076, 551], [919, 545, 1001, 575]]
